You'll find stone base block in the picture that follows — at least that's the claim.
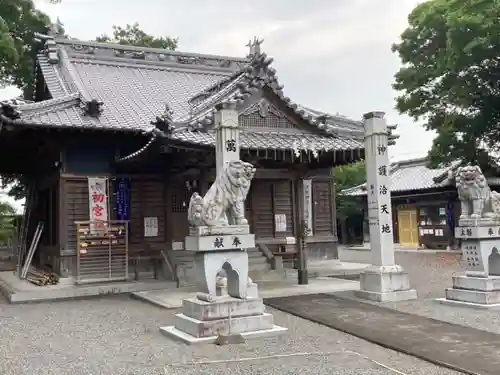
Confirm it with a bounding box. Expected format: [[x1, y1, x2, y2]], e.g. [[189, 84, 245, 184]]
[[181, 296, 265, 321], [355, 265, 417, 302], [160, 324, 288, 345], [355, 289, 418, 302], [435, 297, 500, 309], [444, 287, 500, 305], [173, 312, 275, 338], [452, 275, 500, 291], [217, 283, 259, 299], [437, 275, 500, 308]]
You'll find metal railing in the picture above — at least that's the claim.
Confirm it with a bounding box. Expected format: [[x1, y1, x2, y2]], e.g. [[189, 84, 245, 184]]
[[75, 220, 129, 284]]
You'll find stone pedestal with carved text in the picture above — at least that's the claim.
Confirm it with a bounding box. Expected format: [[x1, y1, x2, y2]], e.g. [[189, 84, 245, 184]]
[[160, 99, 287, 344], [437, 182, 500, 308], [161, 224, 286, 344], [355, 111, 417, 302]]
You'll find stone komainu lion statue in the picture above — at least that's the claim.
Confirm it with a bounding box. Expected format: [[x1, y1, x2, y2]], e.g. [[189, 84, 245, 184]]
[[456, 165, 500, 219], [188, 160, 256, 227]]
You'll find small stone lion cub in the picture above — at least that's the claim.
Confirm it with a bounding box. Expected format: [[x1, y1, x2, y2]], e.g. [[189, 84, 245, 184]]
[[188, 160, 256, 227]]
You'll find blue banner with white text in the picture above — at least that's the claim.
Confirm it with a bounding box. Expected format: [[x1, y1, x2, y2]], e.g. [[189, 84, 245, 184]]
[[115, 178, 131, 233]]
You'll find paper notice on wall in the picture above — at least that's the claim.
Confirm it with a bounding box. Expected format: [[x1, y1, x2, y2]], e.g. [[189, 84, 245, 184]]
[[88, 177, 108, 233], [275, 214, 287, 232], [144, 217, 159, 237]]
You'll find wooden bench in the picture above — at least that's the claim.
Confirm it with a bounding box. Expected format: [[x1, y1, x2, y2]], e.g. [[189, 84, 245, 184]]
[[128, 243, 164, 280]]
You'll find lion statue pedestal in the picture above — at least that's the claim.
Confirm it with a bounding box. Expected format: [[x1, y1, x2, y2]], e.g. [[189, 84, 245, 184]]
[[436, 165, 500, 309], [160, 159, 287, 344]]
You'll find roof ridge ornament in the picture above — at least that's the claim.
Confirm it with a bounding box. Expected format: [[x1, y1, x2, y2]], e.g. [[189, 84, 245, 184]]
[[151, 104, 175, 134], [34, 32, 59, 64], [246, 37, 264, 58], [81, 99, 104, 118], [0, 103, 21, 121]]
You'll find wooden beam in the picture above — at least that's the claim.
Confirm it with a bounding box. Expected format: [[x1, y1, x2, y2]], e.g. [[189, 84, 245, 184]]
[[58, 172, 68, 257], [329, 168, 339, 260], [293, 173, 308, 285]]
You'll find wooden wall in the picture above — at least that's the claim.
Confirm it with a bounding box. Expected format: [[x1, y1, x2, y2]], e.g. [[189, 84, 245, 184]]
[[312, 180, 333, 236], [56, 172, 337, 276], [58, 175, 168, 275], [250, 179, 293, 239]]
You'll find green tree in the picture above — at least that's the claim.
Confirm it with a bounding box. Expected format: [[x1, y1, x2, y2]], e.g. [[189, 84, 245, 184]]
[[335, 161, 366, 244], [335, 160, 366, 221], [0, 0, 51, 94], [0, 200, 17, 244], [96, 23, 178, 50], [393, 0, 500, 170]]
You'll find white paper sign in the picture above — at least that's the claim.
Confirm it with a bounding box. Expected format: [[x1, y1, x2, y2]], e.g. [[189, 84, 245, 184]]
[[275, 214, 287, 232], [144, 217, 158, 237], [303, 180, 313, 236], [88, 177, 108, 232]]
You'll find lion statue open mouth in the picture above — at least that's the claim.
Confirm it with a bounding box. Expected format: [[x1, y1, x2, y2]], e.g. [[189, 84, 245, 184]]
[[456, 165, 500, 219], [188, 160, 256, 227]]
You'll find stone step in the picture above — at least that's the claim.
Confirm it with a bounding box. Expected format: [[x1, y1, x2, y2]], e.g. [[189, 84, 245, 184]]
[[247, 250, 265, 258], [0, 252, 15, 261], [250, 263, 271, 272], [248, 256, 269, 264]]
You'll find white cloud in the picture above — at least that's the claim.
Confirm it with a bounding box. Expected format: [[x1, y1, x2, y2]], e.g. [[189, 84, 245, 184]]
[[0, 86, 21, 101]]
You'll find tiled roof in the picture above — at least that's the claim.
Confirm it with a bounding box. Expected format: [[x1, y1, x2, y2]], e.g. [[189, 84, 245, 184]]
[[3, 36, 364, 152], [172, 130, 362, 151], [342, 157, 462, 196]]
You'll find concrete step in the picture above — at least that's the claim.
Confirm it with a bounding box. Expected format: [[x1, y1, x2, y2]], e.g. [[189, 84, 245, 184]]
[[0, 252, 15, 261], [0, 261, 16, 272], [249, 268, 288, 282], [249, 262, 270, 271], [249, 257, 270, 263]]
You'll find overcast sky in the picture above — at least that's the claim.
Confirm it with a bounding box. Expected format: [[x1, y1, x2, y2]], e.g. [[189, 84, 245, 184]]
[[1, 0, 431, 210]]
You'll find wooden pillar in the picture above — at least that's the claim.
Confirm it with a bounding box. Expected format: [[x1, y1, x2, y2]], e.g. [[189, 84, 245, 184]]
[[293, 173, 308, 284], [57, 173, 70, 276], [199, 167, 209, 196], [329, 168, 339, 260]]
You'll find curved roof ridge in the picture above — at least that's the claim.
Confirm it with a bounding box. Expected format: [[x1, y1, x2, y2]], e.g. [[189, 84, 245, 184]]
[[55, 37, 249, 63], [14, 93, 80, 113]]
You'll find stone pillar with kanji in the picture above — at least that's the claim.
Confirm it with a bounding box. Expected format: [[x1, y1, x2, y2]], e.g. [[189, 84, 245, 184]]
[[355, 111, 417, 302], [160, 100, 287, 344]]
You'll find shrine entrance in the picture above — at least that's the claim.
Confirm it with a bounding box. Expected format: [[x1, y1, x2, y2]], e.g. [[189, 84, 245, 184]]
[[397, 208, 418, 246]]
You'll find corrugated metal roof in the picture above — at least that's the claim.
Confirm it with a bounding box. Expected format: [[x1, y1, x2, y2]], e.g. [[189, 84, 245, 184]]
[[342, 158, 461, 196]]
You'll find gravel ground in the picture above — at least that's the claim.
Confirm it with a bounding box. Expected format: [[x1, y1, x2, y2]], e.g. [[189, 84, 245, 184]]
[[364, 251, 500, 335], [0, 293, 459, 375]]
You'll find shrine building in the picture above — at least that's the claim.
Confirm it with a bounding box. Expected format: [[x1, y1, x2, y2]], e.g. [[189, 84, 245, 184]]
[[0, 35, 364, 285]]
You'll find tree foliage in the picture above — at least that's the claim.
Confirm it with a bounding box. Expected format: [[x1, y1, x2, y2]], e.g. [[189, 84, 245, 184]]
[[0, 0, 50, 93], [335, 161, 366, 221], [96, 23, 178, 50], [393, 0, 500, 170], [0, 200, 17, 244]]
